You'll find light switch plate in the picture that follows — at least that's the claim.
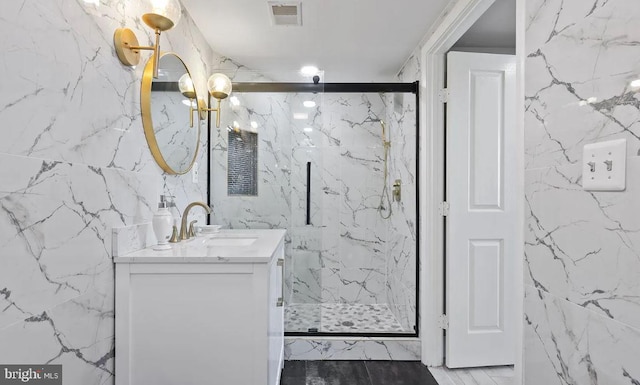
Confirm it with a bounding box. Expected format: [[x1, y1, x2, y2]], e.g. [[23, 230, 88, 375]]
[[582, 139, 626, 191]]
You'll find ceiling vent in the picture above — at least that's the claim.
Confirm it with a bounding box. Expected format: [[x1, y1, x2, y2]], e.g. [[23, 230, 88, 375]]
[[268, 2, 302, 26]]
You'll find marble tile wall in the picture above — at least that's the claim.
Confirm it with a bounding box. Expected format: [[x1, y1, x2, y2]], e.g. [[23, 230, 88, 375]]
[[384, 54, 419, 331], [209, 88, 295, 302], [289, 93, 392, 306], [0, 1, 239, 383], [210, 92, 293, 230], [287, 92, 334, 306], [284, 337, 421, 360], [525, 0, 640, 384]]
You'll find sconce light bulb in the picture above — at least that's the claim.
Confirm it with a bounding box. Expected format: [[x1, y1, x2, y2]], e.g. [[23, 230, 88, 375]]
[[208, 73, 233, 100], [178, 73, 196, 99], [143, 0, 182, 31]]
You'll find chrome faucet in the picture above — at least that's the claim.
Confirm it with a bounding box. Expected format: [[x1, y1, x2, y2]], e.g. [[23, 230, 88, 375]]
[[180, 201, 212, 241]]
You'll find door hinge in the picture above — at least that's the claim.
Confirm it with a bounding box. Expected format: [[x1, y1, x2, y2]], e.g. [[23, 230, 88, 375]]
[[438, 314, 449, 329], [438, 88, 449, 103], [439, 201, 450, 216]]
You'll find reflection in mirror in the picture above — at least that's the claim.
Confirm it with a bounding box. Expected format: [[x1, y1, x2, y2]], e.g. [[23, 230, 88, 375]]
[[142, 52, 201, 175]]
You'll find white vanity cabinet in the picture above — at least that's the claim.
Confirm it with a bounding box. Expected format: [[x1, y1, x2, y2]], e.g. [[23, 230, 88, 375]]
[[114, 230, 286, 385]]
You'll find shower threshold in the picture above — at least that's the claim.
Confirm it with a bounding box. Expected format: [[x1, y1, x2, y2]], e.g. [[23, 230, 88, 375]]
[[285, 303, 409, 334]]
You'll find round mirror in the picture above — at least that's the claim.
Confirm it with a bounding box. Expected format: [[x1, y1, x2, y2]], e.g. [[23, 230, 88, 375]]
[[141, 52, 201, 175]]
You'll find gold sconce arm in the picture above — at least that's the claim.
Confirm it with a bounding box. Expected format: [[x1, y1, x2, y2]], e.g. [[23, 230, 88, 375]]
[[188, 99, 208, 128], [199, 99, 223, 128], [180, 73, 231, 128], [113, 0, 181, 78], [114, 28, 163, 78]]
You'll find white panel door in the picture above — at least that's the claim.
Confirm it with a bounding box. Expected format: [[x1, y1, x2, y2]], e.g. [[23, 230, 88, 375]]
[[445, 51, 517, 368]]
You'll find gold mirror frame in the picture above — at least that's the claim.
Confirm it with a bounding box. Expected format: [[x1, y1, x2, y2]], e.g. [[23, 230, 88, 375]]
[[141, 52, 201, 175]]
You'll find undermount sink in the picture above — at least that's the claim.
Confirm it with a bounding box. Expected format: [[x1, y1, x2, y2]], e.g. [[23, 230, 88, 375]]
[[207, 236, 258, 247]]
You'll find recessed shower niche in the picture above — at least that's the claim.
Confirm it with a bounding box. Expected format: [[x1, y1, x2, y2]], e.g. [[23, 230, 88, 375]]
[[208, 72, 419, 336], [227, 129, 258, 196]]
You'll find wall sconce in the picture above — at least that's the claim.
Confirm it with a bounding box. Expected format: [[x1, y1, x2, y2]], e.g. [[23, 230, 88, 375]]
[[178, 73, 207, 127], [113, 0, 182, 78], [201, 73, 233, 128]]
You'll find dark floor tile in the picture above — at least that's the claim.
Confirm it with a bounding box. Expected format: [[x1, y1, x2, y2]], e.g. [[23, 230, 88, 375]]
[[283, 361, 307, 377], [365, 361, 438, 385], [280, 376, 307, 385], [307, 377, 332, 385], [306, 361, 371, 385]]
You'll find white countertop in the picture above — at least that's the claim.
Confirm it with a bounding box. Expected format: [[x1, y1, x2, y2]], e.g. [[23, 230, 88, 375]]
[[113, 229, 286, 264]]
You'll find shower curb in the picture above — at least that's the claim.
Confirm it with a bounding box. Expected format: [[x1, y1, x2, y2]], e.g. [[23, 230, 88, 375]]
[[284, 337, 421, 360]]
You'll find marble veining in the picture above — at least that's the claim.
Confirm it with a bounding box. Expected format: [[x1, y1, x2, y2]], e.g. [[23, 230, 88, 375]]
[[0, 1, 243, 383], [150, 90, 201, 173], [385, 53, 419, 331], [525, 0, 640, 384], [111, 223, 155, 257], [525, 287, 640, 385], [284, 337, 421, 361], [526, 158, 640, 328], [0, 0, 424, 377]]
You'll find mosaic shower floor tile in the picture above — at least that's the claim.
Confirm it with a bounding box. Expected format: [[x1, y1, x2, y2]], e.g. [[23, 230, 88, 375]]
[[285, 303, 407, 333]]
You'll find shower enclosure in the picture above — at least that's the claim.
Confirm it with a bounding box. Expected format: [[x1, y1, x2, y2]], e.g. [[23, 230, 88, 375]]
[[208, 72, 418, 337]]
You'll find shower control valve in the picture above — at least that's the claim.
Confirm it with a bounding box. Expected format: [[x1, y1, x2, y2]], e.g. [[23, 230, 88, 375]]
[[392, 179, 402, 202]]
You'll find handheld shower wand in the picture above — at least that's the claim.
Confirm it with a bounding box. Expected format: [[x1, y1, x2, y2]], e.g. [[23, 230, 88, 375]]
[[362, 117, 392, 219]]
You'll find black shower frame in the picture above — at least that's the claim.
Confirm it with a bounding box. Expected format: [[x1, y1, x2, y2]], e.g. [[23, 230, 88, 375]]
[[207, 81, 420, 338]]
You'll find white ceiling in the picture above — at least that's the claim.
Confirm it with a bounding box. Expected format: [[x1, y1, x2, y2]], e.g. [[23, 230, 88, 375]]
[[453, 0, 516, 49], [180, 0, 454, 82]]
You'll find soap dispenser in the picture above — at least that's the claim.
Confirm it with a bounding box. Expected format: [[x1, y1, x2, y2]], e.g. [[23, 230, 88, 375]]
[[152, 195, 173, 250]]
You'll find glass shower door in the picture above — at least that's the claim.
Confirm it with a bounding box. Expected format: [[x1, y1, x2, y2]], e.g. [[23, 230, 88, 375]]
[[286, 91, 418, 335], [208, 71, 417, 335]]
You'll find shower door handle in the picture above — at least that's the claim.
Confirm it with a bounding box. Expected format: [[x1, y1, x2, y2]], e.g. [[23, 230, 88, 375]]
[[277, 258, 284, 307], [306, 162, 311, 225]]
